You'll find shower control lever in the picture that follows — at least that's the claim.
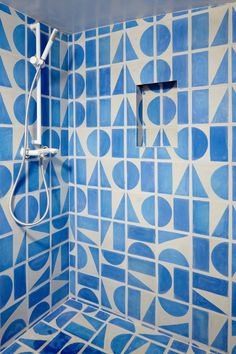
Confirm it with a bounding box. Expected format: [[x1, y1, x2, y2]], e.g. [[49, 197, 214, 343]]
[[20, 146, 59, 158]]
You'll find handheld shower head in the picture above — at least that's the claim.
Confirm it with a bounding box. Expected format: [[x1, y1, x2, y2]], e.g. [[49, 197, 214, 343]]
[[41, 28, 58, 62]]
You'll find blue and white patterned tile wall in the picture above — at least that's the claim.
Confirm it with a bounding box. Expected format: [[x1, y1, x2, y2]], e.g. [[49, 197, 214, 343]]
[[68, 3, 236, 353], [1, 0, 236, 353], [0, 3, 71, 350]]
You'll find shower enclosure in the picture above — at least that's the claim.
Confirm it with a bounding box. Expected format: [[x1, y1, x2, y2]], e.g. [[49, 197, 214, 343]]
[[0, 0, 234, 353]]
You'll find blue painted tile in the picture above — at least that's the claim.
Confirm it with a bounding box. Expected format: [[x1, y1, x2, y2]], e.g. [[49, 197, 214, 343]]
[[141, 162, 155, 192], [158, 163, 172, 194], [40, 332, 71, 353], [193, 237, 209, 271], [100, 98, 111, 126], [178, 91, 188, 124], [174, 268, 189, 302], [102, 264, 125, 282], [76, 159, 86, 184], [174, 198, 189, 232], [78, 273, 99, 290], [86, 100, 97, 127], [192, 52, 208, 87], [192, 90, 209, 124], [0, 235, 13, 271], [29, 282, 50, 308], [173, 54, 188, 88], [14, 264, 26, 299], [86, 70, 97, 98], [99, 36, 110, 65], [128, 225, 155, 243], [210, 127, 228, 161], [51, 99, 60, 127], [0, 128, 12, 160], [173, 18, 188, 52], [193, 200, 209, 235], [88, 188, 98, 216], [51, 69, 60, 98], [86, 39, 96, 67], [101, 190, 112, 218], [192, 308, 209, 344], [65, 321, 95, 341], [112, 129, 124, 157], [99, 67, 110, 96], [193, 272, 228, 296], [192, 13, 209, 49]]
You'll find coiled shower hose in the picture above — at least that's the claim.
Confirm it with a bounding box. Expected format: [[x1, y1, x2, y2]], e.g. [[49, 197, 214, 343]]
[[9, 65, 50, 227]]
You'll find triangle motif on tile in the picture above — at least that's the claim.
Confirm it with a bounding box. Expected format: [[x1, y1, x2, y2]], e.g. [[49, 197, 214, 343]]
[[127, 195, 139, 223], [192, 167, 208, 198], [113, 99, 124, 126], [114, 195, 125, 221], [101, 220, 111, 244], [212, 10, 228, 46], [51, 162, 60, 187], [0, 93, 11, 124], [126, 66, 136, 93], [212, 50, 228, 85], [15, 233, 26, 265], [113, 34, 124, 63], [212, 89, 228, 123], [100, 162, 111, 188], [0, 19, 10, 51], [212, 206, 229, 239], [143, 298, 155, 325], [211, 320, 228, 352], [113, 66, 124, 95], [75, 132, 85, 156], [175, 167, 189, 196], [127, 98, 136, 125], [0, 204, 12, 235], [126, 33, 138, 61], [142, 148, 154, 159], [89, 162, 98, 186], [0, 57, 11, 87]]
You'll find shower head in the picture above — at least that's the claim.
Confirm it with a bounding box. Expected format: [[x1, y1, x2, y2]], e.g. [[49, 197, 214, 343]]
[[41, 28, 58, 62]]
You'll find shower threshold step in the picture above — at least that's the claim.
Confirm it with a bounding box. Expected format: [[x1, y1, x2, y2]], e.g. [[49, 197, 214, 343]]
[[2, 298, 217, 354]]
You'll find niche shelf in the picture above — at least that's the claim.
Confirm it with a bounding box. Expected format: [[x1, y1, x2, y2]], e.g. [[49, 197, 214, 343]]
[[137, 81, 178, 148]]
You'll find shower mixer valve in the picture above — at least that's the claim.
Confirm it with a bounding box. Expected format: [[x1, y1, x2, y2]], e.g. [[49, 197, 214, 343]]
[[20, 146, 59, 159]]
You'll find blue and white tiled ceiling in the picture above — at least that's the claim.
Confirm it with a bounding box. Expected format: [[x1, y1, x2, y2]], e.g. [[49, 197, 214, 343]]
[[0, 0, 236, 353]]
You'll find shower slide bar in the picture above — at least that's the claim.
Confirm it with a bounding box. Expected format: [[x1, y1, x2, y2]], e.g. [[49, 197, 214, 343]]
[[9, 23, 59, 227]]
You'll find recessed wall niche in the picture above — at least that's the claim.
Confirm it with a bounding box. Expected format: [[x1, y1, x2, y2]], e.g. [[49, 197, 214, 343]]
[[137, 81, 178, 148]]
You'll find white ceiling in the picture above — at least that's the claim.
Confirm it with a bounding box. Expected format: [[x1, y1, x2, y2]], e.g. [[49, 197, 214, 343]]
[[1, 0, 234, 33]]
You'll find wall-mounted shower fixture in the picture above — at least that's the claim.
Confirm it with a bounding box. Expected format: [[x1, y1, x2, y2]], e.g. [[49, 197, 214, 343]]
[[29, 23, 58, 146], [20, 147, 59, 158], [9, 23, 59, 227]]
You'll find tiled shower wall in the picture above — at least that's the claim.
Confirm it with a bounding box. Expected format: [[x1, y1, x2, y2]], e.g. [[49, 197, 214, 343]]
[[69, 3, 236, 353], [0, 3, 71, 349], [1, 0, 236, 353]]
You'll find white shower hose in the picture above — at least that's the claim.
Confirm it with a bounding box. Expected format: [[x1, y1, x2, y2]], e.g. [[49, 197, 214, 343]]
[[9, 65, 50, 227]]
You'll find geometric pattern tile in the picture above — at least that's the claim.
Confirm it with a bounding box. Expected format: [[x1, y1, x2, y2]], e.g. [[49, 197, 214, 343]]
[[0, 0, 236, 353], [70, 3, 236, 353], [0, 2, 70, 350], [3, 298, 218, 353]]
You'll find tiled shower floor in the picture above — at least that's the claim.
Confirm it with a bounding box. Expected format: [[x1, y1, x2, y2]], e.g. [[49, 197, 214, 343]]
[[2, 299, 215, 354]]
